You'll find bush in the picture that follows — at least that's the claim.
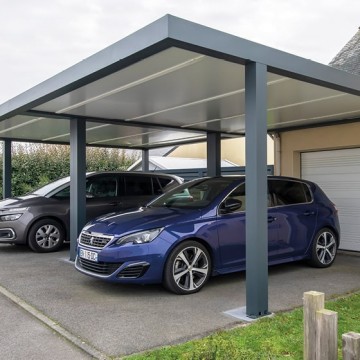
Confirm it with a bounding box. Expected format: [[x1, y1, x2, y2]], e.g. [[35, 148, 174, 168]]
[[0, 143, 140, 197]]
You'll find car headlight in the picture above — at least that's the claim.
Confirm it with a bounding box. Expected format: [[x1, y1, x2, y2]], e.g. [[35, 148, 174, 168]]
[[116, 228, 164, 245], [0, 207, 28, 221]]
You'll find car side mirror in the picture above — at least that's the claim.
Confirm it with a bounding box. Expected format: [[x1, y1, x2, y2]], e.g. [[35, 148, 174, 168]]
[[221, 198, 242, 213]]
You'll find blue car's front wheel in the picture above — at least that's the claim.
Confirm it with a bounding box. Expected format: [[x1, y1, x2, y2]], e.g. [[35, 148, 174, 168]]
[[163, 240, 211, 295]]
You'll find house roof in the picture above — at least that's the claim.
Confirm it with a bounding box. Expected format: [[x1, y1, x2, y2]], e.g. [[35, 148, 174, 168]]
[[149, 146, 176, 156], [329, 27, 360, 75], [128, 156, 237, 170]]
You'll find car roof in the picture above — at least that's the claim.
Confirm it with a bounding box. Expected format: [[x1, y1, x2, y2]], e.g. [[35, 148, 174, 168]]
[[86, 171, 179, 178]]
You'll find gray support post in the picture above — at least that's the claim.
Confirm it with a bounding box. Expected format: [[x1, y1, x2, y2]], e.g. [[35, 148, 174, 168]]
[[207, 132, 221, 177], [69, 118, 87, 261], [2, 140, 12, 199], [142, 149, 150, 171], [245, 61, 269, 318]]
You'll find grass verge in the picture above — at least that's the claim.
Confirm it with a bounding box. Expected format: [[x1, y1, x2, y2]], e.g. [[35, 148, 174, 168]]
[[124, 291, 360, 360]]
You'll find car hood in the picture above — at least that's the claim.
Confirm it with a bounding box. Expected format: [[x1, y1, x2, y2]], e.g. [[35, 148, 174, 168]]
[[84, 206, 202, 236], [0, 195, 50, 209]]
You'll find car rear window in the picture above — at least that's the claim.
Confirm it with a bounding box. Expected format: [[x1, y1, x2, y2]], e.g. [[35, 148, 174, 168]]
[[152, 176, 174, 195]]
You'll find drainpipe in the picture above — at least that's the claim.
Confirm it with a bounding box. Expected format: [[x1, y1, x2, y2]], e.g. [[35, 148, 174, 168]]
[[270, 133, 281, 176]]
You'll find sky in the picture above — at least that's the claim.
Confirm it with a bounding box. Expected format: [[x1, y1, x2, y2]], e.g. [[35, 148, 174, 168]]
[[0, 0, 359, 104]]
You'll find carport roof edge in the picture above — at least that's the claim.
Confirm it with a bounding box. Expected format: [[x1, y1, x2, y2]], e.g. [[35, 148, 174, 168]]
[[0, 15, 174, 120], [1, 14, 360, 143], [2, 14, 360, 120]]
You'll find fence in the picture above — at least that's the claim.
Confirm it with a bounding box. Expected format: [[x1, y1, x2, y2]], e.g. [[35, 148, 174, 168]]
[[304, 291, 360, 360]]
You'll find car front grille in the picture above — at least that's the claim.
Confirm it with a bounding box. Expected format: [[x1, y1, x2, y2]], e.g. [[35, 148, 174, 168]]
[[78, 258, 123, 275], [79, 231, 113, 248]]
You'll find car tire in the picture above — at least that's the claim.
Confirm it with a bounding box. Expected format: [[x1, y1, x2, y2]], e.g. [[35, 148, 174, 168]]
[[309, 228, 337, 268], [28, 218, 65, 253], [163, 240, 211, 295]]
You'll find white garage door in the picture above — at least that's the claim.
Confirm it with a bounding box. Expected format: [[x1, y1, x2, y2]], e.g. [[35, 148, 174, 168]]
[[301, 148, 360, 251]]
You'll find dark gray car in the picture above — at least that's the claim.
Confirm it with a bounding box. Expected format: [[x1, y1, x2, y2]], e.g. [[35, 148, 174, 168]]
[[0, 171, 182, 253]]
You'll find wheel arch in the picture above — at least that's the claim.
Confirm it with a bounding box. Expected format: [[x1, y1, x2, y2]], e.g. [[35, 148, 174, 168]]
[[162, 237, 215, 280], [328, 226, 340, 248], [317, 225, 340, 248]]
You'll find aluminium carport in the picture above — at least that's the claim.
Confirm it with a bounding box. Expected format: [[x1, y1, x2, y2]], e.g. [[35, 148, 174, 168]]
[[1, 15, 360, 319]]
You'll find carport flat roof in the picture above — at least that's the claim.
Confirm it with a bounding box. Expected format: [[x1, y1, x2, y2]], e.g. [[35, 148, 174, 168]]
[[1, 14, 360, 149]]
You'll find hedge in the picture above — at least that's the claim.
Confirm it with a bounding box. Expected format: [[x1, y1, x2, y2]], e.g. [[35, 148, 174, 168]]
[[0, 143, 140, 197]]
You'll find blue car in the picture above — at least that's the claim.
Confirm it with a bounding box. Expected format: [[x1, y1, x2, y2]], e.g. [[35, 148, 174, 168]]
[[75, 176, 340, 294]]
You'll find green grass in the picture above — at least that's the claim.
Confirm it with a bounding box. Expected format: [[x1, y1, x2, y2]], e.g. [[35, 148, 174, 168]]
[[124, 291, 360, 360]]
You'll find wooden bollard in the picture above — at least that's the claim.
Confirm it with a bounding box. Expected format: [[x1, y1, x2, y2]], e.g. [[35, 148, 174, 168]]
[[316, 309, 338, 360], [343, 332, 360, 360], [304, 291, 325, 360]]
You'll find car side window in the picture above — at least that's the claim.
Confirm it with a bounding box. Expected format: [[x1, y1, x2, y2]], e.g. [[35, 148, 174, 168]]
[[157, 177, 176, 193], [124, 176, 153, 196], [219, 183, 275, 213], [219, 183, 246, 214], [86, 177, 117, 198], [152, 177, 164, 195], [52, 186, 70, 199], [269, 179, 311, 206]]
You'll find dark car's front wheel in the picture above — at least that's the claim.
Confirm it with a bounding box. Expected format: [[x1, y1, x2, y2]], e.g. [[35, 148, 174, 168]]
[[163, 241, 211, 295], [309, 228, 338, 268], [28, 219, 65, 253]]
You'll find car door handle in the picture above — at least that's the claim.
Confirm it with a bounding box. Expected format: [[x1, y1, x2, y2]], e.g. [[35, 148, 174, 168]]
[[268, 216, 277, 223], [303, 211, 315, 216]]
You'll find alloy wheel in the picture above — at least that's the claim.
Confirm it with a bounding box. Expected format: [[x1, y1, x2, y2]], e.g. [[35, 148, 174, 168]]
[[172, 246, 209, 292], [316, 231, 337, 265]]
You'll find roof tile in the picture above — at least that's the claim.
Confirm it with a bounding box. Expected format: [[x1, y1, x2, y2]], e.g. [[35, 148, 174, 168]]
[[329, 27, 360, 75]]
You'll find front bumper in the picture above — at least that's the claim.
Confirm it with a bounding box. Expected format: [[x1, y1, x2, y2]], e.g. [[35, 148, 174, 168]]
[[0, 222, 27, 244], [0, 228, 16, 242], [75, 257, 151, 281], [75, 238, 170, 284], [0, 212, 33, 244]]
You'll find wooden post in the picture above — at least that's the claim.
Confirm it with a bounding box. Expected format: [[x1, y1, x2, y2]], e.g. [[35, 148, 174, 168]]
[[304, 291, 325, 360], [343, 332, 360, 360], [316, 309, 338, 360]]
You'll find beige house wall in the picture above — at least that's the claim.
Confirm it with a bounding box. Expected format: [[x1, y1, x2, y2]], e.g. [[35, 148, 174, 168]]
[[169, 136, 274, 166], [280, 122, 360, 177]]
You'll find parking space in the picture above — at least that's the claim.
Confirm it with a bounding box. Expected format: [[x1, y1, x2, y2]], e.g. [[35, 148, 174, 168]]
[[1, 244, 360, 359]]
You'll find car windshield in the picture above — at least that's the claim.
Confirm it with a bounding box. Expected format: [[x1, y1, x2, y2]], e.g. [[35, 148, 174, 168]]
[[149, 177, 238, 209], [31, 176, 70, 196]]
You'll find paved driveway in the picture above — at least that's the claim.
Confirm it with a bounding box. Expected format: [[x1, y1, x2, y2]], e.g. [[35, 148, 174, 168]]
[[0, 244, 359, 359]]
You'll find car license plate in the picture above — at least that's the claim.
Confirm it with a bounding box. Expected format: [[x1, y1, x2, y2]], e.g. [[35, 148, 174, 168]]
[[79, 248, 98, 262]]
